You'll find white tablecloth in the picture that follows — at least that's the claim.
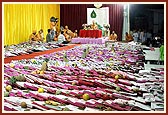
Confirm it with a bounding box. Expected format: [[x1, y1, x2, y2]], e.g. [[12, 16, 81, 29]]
[[144, 48, 160, 61], [144, 64, 164, 70]]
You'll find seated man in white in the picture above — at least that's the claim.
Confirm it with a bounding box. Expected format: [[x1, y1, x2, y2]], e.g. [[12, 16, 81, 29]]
[[58, 31, 69, 44]]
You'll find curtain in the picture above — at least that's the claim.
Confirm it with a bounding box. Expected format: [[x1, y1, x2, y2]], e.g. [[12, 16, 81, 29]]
[[60, 4, 123, 40], [4, 4, 60, 45], [122, 4, 130, 40], [102, 4, 124, 40], [60, 4, 93, 32]]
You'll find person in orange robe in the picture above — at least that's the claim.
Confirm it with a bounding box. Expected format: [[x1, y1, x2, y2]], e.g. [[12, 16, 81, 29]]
[[91, 20, 98, 30], [109, 31, 118, 41], [125, 32, 134, 42], [54, 31, 58, 41], [63, 25, 70, 34], [29, 30, 38, 43], [36, 29, 44, 42], [74, 30, 78, 38], [63, 25, 75, 42]]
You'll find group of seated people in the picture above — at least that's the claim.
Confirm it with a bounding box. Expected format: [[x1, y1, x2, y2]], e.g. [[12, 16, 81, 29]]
[[29, 29, 44, 43], [29, 17, 133, 44], [29, 25, 78, 44], [63, 25, 78, 42], [83, 20, 99, 30], [29, 16, 78, 44], [82, 20, 134, 42], [108, 31, 134, 42]]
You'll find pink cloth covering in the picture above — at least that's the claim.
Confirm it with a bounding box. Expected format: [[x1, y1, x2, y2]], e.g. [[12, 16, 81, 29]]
[[71, 37, 108, 44]]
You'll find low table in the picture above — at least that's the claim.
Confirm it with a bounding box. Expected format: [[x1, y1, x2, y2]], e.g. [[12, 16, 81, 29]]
[[143, 47, 163, 65], [144, 63, 164, 70]]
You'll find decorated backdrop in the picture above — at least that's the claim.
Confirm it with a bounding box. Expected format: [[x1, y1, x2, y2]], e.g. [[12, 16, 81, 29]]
[[87, 7, 109, 28]]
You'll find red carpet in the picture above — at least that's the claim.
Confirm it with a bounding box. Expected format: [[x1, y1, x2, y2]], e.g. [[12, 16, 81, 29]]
[[4, 44, 80, 63]]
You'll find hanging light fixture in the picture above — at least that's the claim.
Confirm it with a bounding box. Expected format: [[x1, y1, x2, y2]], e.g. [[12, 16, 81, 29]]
[[94, 3, 102, 9]]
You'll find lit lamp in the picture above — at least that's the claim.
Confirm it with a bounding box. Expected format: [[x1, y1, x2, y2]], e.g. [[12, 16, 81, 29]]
[[94, 3, 102, 8]]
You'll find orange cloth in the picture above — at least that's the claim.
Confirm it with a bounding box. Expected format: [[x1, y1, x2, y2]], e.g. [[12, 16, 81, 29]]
[[54, 37, 58, 41], [64, 33, 72, 42], [91, 24, 98, 30], [91, 21, 98, 30], [109, 33, 117, 41], [64, 27, 75, 41], [36, 33, 43, 42], [54, 33, 58, 41], [74, 32, 78, 37], [125, 34, 134, 42], [29, 33, 37, 41]]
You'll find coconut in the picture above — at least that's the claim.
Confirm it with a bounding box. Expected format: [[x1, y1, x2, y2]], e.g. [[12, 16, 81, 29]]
[[20, 76, 26, 82], [63, 107, 70, 111], [21, 102, 27, 108], [4, 91, 9, 97], [6, 85, 12, 92]]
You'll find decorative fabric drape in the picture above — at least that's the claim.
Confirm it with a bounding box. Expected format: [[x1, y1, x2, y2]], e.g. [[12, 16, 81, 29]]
[[122, 4, 130, 40], [4, 4, 60, 45], [103, 4, 124, 41], [60, 4, 123, 40], [60, 4, 93, 33]]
